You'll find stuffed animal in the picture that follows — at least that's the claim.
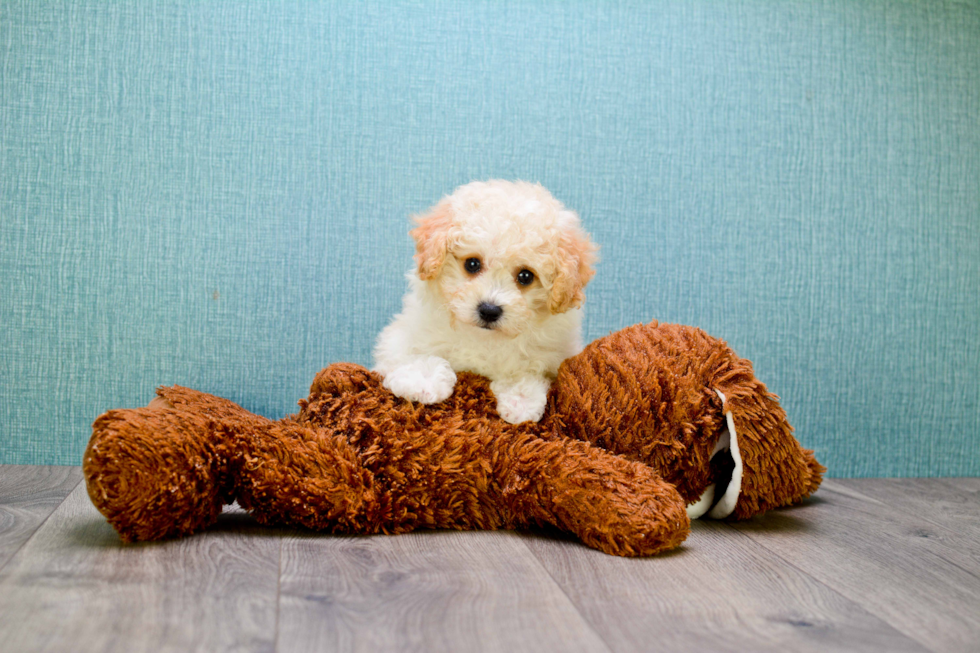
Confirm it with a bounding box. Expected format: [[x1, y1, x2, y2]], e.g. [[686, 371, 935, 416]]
[[84, 322, 823, 557]]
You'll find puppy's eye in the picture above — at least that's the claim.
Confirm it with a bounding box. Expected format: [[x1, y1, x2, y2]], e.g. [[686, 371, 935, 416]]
[[464, 257, 482, 274], [516, 269, 535, 286]]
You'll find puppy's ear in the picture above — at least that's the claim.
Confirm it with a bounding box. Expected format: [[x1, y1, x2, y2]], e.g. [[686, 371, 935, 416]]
[[410, 199, 453, 280], [549, 211, 598, 314]]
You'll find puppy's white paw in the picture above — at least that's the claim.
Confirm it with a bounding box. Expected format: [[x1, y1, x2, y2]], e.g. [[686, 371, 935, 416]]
[[382, 356, 457, 404], [491, 377, 550, 424]]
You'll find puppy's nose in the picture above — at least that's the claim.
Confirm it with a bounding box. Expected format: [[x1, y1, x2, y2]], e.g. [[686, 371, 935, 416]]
[[478, 302, 504, 323]]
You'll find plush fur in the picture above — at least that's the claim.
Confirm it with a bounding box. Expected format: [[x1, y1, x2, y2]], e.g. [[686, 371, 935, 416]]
[[373, 180, 597, 424], [84, 322, 823, 557]]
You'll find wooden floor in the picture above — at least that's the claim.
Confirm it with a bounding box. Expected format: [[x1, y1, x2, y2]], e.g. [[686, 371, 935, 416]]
[[0, 467, 978, 653]]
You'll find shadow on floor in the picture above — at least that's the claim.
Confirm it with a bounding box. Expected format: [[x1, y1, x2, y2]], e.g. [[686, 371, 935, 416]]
[[724, 496, 825, 535]]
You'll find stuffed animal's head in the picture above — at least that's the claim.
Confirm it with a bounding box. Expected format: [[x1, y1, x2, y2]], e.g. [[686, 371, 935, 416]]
[[545, 321, 824, 520]]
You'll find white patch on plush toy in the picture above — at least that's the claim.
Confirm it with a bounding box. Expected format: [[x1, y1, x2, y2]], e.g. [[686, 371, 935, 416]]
[[707, 389, 743, 519], [686, 390, 744, 520], [711, 425, 731, 458], [686, 483, 716, 519]]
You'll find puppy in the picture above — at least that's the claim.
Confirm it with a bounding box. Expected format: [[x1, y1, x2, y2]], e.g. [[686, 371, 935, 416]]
[[373, 180, 597, 424]]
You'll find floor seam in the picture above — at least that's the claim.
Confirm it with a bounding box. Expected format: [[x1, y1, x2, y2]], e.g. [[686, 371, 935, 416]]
[[0, 471, 84, 577], [515, 532, 616, 653], [717, 520, 944, 653], [273, 536, 283, 653], [823, 480, 980, 584]]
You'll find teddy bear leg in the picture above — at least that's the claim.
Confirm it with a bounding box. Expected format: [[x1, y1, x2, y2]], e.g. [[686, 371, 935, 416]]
[[149, 385, 383, 535], [87, 387, 383, 541], [502, 438, 691, 556], [86, 396, 236, 542]]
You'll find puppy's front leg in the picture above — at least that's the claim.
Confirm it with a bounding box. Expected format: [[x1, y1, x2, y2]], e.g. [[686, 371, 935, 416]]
[[379, 356, 457, 405], [490, 377, 551, 424]]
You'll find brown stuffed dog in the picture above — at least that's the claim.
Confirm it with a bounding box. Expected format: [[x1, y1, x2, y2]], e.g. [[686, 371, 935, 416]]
[[84, 322, 824, 557]]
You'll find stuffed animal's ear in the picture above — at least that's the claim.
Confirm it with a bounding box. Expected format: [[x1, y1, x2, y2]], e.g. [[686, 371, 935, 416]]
[[706, 386, 825, 520], [409, 199, 454, 280], [549, 211, 598, 314]]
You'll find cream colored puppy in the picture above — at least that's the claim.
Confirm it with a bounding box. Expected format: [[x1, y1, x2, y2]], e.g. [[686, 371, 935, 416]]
[[373, 180, 597, 424]]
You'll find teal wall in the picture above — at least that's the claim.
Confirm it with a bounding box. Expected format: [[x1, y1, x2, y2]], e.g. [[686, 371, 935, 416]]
[[2, 1, 978, 475]]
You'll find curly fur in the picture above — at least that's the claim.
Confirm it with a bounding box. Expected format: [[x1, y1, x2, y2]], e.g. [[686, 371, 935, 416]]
[[84, 321, 823, 557]]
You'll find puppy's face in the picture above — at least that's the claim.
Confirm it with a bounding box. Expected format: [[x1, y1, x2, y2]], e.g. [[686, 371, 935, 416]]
[[411, 180, 597, 338]]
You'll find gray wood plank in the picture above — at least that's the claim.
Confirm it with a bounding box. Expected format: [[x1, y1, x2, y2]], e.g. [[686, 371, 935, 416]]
[[835, 478, 980, 543], [278, 529, 610, 653], [521, 520, 928, 653], [945, 477, 980, 492], [728, 479, 980, 653], [0, 483, 281, 653], [0, 465, 82, 570]]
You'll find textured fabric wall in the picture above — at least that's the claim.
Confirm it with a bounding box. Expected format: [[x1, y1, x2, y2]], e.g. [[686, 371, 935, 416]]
[[2, 1, 978, 475]]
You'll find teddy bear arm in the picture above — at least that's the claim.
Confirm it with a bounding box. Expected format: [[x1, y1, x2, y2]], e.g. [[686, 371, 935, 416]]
[[495, 436, 690, 556]]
